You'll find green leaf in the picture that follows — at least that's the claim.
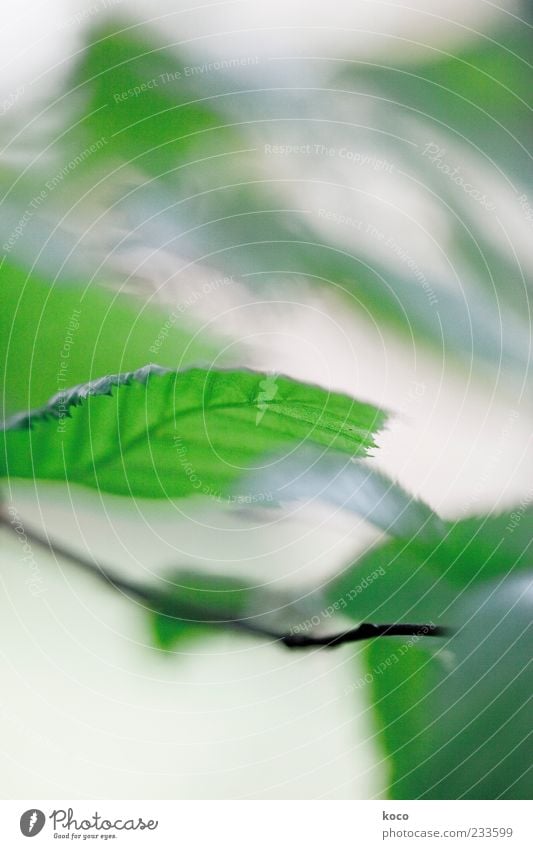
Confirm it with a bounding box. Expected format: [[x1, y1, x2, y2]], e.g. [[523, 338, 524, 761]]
[[147, 568, 326, 651], [0, 261, 218, 417], [332, 28, 533, 351], [325, 540, 457, 625], [366, 575, 533, 799], [148, 571, 253, 651], [328, 504, 533, 799], [149, 612, 205, 651], [63, 21, 245, 182], [419, 508, 533, 589], [340, 30, 532, 188], [55, 23, 530, 375], [1, 366, 386, 499], [364, 638, 443, 797], [325, 506, 533, 624], [5, 21, 530, 374]]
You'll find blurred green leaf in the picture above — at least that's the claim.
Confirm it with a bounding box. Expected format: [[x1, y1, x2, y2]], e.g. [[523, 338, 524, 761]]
[[64, 22, 245, 180], [335, 28, 533, 323], [366, 575, 533, 799], [1, 364, 386, 498], [328, 502, 533, 799], [325, 506, 533, 624], [245, 447, 445, 541], [52, 22, 530, 375], [0, 260, 217, 417], [148, 570, 254, 651], [148, 568, 325, 651], [341, 30, 532, 183], [423, 508, 533, 588], [326, 539, 457, 625], [149, 611, 205, 651]]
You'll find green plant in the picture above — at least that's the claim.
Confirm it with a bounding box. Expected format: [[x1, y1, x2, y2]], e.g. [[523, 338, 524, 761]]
[[1, 14, 531, 801]]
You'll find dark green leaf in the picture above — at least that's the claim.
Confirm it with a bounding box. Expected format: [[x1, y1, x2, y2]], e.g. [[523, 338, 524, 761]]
[[147, 568, 324, 651], [329, 503, 533, 799], [366, 575, 533, 799], [326, 506, 533, 624], [148, 570, 254, 651]]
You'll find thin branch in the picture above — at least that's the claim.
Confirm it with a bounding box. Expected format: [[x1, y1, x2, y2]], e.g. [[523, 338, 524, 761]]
[[1, 513, 451, 648], [280, 622, 451, 649], [0, 510, 152, 603]]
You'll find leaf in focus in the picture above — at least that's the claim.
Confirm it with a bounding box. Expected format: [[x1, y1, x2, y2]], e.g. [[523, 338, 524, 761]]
[[1, 365, 386, 499]]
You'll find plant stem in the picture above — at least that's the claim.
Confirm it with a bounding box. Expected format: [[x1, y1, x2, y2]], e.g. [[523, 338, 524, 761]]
[[0, 509, 152, 602], [281, 622, 451, 648], [0, 512, 451, 648]]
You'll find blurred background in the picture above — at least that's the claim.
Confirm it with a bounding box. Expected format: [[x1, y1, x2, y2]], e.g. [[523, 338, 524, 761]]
[[0, 0, 532, 798]]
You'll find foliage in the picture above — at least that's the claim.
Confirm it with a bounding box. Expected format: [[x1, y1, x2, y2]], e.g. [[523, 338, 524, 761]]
[[324, 507, 533, 798], [1, 364, 385, 497], [0, 12, 531, 802]]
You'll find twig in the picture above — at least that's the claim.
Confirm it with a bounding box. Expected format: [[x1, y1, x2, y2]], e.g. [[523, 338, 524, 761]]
[[0, 513, 451, 649], [0, 510, 152, 603], [280, 622, 451, 649]]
